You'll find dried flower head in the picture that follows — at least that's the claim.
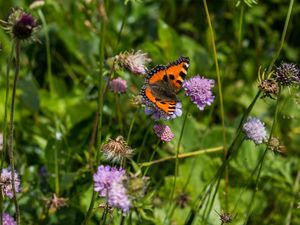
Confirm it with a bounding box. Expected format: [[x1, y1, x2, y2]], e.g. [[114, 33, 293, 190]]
[[109, 78, 127, 94], [258, 79, 279, 99], [114, 50, 151, 75], [144, 102, 182, 121], [268, 137, 286, 154], [176, 192, 190, 209], [275, 63, 300, 86], [2, 213, 16, 225], [1, 8, 40, 41], [153, 124, 174, 142], [182, 76, 215, 110], [243, 117, 267, 145], [0, 168, 21, 199], [46, 194, 68, 213], [93, 165, 125, 197], [101, 136, 133, 163], [216, 210, 233, 224]]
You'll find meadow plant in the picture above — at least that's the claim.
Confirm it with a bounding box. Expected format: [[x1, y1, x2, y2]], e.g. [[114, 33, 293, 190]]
[[2, 213, 16, 225], [153, 124, 174, 142], [0, 168, 21, 199]]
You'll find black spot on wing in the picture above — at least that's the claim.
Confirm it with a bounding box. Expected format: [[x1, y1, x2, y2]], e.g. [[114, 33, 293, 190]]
[[176, 80, 183, 85], [179, 71, 186, 79], [169, 74, 175, 80], [163, 75, 168, 82]]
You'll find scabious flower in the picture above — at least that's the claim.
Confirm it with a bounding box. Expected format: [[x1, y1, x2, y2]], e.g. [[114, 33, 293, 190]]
[[101, 136, 133, 163], [0, 168, 21, 199], [275, 63, 300, 86], [93, 165, 125, 197], [258, 78, 279, 99], [182, 76, 215, 110], [114, 50, 152, 75], [144, 102, 182, 120], [1, 8, 40, 41], [2, 213, 16, 225], [217, 210, 233, 224], [108, 179, 131, 213], [109, 78, 127, 94], [93, 165, 131, 213], [153, 124, 174, 142], [243, 117, 267, 145]]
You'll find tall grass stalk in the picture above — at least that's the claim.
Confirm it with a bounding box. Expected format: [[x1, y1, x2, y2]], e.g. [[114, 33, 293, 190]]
[[202, 0, 228, 210], [83, 0, 107, 223], [8, 40, 21, 225], [143, 139, 160, 176], [0, 42, 15, 225], [166, 106, 190, 220]]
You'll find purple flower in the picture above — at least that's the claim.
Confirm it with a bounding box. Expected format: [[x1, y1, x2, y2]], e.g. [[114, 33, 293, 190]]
[[2, 8, 39, 41], [93, 165, 125, 197], [144, 102, 182, 120], [275, 63, 300, 86], [243, 117, 267, 145], [153, 124, 174, 142], [108, 180, 130, 213], [0, 168, 21, 199], [182, 76, 215, 110], [109, 78, 127, 94], [3, 213, 16, 225]]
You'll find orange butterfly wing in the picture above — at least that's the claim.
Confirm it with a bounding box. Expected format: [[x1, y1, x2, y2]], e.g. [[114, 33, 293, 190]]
[[142, 56, 190, 115], [165, 56, 190, 90], [144, 86, 177, 114]]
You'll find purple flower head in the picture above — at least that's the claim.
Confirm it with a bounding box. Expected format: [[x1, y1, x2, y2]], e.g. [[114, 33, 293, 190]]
[[153, 124, 174, 142], [275, 63, 300, 86], [108, 180, 131, 213], [0, 168, 21, 199], [3, 213, 16, 225], [143, 102, 182, 121], [243, 117, 267, 145], [93, 165, 125, 197], [109, 78, 127, 94], [182, 76, 215, 110]]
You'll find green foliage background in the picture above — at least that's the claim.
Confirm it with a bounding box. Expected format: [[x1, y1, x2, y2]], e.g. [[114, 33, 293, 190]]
[[0, 0, 300, 224]]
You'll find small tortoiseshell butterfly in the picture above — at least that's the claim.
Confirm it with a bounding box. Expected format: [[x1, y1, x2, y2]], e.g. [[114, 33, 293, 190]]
[[141, 56, 190, 116]]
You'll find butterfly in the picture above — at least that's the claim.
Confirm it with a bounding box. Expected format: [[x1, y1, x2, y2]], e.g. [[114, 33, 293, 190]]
[[141, 56, 190, 116]]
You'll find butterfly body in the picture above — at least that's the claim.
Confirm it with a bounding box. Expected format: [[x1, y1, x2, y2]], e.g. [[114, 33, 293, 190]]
[[141, 56, 190, 116]]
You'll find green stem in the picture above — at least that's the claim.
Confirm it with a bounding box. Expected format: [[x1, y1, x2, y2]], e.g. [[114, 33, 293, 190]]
[[167, 106, 190, 220], [143, 139, 160, 176], [267, 0, 295, 73], [126, 108, 140, 145], [8, 40, 21, 225], [83, 2, 107, 224], [38, 9, 54, 96], [1, 41, 15, 225], [203, 0, 228, 210], [237, 3, 244, 50], [115, 94, 124, 135], [54, 140, 60, 194]]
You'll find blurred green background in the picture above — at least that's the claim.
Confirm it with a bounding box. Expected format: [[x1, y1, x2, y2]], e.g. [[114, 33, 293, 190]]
[[0, 0, 300, 224]]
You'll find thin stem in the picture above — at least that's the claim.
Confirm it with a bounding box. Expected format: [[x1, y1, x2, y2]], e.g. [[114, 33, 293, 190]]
[[38, 9, 54, 96], [126, 108, 140, 145], [8, 40, 21, 225], [267, 0, 295, 73], [203, 0, 228, 210], [83, 1, 107, 224], [115, 94, 124, 136], [285, 167, 300, 225], [237, 3, 244, 49], [143, 139, 160, 176], [54, 141, 60, 194], [1, 41, 15, 225], [140, 146, 223, 167], [167, 107, 190, 220]]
